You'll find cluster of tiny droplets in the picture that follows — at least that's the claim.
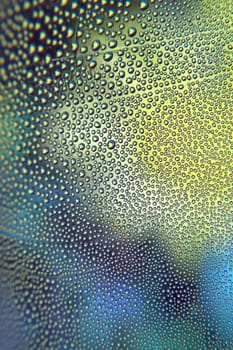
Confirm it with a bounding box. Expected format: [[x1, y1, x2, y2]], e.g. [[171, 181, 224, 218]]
[[0, 0, 232, 349]]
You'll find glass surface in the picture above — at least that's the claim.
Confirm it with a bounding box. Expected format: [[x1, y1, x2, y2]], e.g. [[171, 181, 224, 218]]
[[0, 0, 232, 349]]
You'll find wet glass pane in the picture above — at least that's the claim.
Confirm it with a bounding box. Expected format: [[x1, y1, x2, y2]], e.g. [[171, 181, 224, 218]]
[[0, 0, 232, 349]]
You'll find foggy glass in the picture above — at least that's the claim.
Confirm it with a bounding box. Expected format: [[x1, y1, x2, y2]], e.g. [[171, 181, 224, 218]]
[[0, 0, 232, 349]]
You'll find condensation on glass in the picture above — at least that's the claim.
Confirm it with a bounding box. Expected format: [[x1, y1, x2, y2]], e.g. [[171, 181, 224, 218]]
[[0, 0, 232, 349]]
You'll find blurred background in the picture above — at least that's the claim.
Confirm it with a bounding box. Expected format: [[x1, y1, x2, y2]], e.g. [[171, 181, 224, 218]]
[[0, 0, 232, 349]]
